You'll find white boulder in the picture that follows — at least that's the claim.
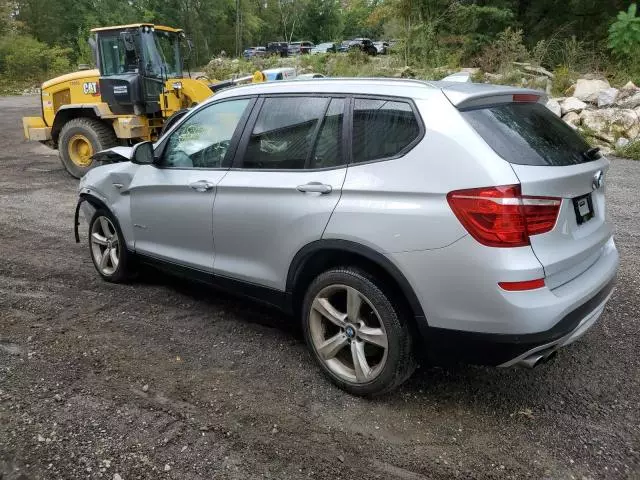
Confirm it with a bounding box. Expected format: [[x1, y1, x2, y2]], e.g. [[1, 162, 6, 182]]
[[617, 91, 640, 109], [560, 97, 587, 115], [562, 111, 581, 128], [615, 137, 630, 149], [546, 98, 562, 117], [597, 88, 619, 108], [617, 81, 639, 101], [599, 145, 614, 155], [580, 108, 639, 139], [574, 78, 611, 103]]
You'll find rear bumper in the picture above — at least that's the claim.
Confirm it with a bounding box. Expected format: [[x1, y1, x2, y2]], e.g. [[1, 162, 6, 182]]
[[425, 276, 616, 366], [389, 232, 619, 366]]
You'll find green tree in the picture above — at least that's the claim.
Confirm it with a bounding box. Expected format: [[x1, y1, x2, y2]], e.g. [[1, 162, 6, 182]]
[[299, 0, 343, 42]]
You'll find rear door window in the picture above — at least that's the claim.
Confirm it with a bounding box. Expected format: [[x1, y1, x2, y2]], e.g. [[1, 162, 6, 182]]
[[462, 102, 594, 166], [352, 98, 421, 164]]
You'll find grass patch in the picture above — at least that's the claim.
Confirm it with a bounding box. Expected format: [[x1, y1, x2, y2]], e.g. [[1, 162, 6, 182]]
[[614, 140, 640, 160], [0, 76, 38, 95]]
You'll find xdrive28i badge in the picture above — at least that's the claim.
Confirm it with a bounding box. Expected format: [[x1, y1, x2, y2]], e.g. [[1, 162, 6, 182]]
[[592, 170, 604, 190]]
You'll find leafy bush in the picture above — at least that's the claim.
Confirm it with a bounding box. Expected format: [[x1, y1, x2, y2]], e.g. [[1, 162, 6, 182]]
[[475, 27, 528, 72], [608, 3, 640, 58], [0, 34, 72, 81]]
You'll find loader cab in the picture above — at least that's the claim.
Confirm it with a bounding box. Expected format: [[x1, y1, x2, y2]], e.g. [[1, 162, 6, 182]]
[[92, 24, 186, 116]]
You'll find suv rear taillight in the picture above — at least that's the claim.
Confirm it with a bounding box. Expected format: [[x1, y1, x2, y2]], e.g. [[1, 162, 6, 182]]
[[447, 185, 561, 248]]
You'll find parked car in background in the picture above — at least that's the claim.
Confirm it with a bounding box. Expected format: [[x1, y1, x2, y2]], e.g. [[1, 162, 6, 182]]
[[345, 38, 377, 55], [262, 67, 297, 81], [79, 78, 618, 396], [337, 40, 351, 53], [311, 42, 337, 54], [267, 42, 288, 57], [242, 47, 257, 59], [373, 41, 389, 55], [295, 73, 325, 79], [288, 41, 314, 55], [243, 46, 266, 59]]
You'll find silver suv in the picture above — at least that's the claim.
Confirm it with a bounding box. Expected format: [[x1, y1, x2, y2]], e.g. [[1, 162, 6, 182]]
[[76, 79, 619, 396]]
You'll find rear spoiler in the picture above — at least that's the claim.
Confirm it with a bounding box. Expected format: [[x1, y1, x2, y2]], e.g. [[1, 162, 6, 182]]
[[440, 83, 546, 110]]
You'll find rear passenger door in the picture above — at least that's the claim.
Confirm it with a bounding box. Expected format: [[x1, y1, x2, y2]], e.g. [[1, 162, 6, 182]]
[[212, 95, 347, 290]]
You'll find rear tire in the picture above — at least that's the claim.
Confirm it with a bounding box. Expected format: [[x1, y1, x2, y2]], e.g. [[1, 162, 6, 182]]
[[302, 267, 416, 396], [59, 118, 117, 178]]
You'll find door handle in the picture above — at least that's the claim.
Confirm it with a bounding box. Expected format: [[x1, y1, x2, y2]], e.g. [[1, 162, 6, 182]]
[[296, 182, 332, 194], [189, 180, 215, 192]]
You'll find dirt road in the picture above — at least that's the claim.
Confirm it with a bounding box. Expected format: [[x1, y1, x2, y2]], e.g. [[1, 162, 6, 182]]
[[0, 95, 638, 480]]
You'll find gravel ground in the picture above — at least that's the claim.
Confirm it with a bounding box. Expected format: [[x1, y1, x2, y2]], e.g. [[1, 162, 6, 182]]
[[0, 95, 638, 480]]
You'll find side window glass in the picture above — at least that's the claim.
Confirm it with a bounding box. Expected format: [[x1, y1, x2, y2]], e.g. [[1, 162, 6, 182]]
[[352, 98, 421, 164], [160, 99, 250, 169], [241, 97, 328, 170], [310, 98, 345, 169], [99, 35, 137, 76]]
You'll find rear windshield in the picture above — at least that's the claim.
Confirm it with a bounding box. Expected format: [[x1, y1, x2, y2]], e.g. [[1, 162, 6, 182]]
[[461, 102, 593, 166]]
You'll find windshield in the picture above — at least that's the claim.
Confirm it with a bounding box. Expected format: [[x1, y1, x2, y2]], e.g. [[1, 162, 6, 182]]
[[141, 30, 182, 79]]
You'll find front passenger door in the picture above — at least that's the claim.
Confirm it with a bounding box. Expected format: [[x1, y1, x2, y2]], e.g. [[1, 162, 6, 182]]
[[129, 97, 253, 271], [212, 96, 348, 289]]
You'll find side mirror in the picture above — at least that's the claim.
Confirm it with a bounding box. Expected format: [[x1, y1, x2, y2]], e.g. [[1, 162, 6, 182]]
[[132, 141, 155, 165]]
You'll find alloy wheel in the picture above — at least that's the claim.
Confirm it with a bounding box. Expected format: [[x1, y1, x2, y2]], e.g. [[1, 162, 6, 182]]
[[90, 216, 120, 276], [308, 284, 388, 384]]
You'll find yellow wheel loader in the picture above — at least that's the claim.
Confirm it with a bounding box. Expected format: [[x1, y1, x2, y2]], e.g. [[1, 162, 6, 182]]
[[22, 23, 265, 178]]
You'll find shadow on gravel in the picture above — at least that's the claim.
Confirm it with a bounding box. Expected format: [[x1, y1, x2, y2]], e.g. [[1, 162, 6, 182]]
[[135, 264, 303, 337]]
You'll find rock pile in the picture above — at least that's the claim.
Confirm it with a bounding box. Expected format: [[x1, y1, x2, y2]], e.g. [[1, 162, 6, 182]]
[[546, 78, 640, 153]]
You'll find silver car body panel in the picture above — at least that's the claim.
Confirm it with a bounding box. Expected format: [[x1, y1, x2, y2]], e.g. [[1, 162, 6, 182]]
[[128, 166, 228, 271], [212, 167, 347, 289], [78, 78, 618, 357]]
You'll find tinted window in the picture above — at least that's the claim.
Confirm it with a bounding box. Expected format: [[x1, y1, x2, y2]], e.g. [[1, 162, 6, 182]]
[[241, 97, 328, 169], [310, 98, 345, 169], [161, 99, 250, 168], [352, 98, 421, 163], [462, 102, 593, 166]]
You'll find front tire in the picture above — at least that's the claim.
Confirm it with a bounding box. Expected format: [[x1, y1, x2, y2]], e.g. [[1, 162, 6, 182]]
[[302, 267, 415, 396], [88, 209, 131, 283], [59, 118, 117, 178]]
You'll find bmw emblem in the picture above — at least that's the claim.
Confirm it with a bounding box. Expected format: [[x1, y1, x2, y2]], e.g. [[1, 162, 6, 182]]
[[345, 326, 355, 339], [592, 170, 604, 190]]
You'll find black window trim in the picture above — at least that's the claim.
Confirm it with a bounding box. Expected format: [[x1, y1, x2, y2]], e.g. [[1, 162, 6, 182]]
[[152, 95, 258, 171], [230, 93, 350, 172], [347, 94, 425, 167]]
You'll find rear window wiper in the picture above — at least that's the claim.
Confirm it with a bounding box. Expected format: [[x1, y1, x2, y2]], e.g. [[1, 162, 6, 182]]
[[583, 147, 601, 161]]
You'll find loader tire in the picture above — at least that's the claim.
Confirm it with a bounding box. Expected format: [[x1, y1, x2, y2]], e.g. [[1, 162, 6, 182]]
[[59, 117, 118, 179]]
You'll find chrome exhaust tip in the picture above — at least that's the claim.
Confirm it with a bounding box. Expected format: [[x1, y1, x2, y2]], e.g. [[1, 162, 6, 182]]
[[517, 353, 545, 368], [517, 349, 558, 368]]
